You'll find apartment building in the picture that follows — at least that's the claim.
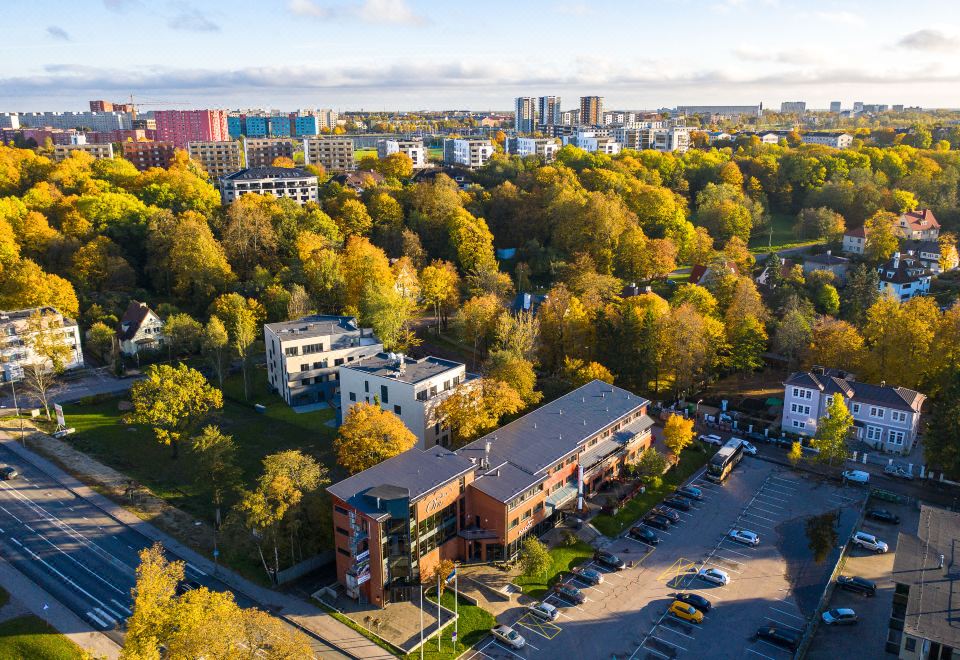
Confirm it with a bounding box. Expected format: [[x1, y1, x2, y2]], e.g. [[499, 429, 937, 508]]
[[340, 353, 467, 449], [802, 132, 853, 148], [443, 138, 495, 168], [327, 380, 654, 605], [579, 96, 604, 125], [242, 138, 296, 168], [220, 167, 319, 206], [376, 139, 427, 169], [187, 141, 242, 179], [514, 97, 537, 133], [877, 252, 932, 301], [154, 109, 229, 148], [89, 99, 134, 113], [264, 315, 382, 406], [303, 137, 355, 172], [780, 101, 807, 114], [505, 137, 560, 162], [538, 96, 561, 126], [674, 105, 761, 118], [0, 307, 84, 383], [121, 141, 177, 171], [782, 368, 925, 454], [52, 143, 114, 161], [830, 101, 842, 113], [14, 111, 132, 132], [565, 131, 621, 155]]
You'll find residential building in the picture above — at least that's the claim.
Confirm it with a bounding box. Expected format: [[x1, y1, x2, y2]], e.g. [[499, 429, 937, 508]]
[[243, 138, 296, 168], [903, 239, 959, 273], [264, 315, 382, 406], [802, 251, 850, 281], [782, 368, 925, 453], [220, 167, 319, 206], [52, 143, 114, 161], [227, 115, 244, 138], [895, 209, 940, 240], [830, 101, 842, 113], [707, 131, 732, 144], [537, 96, 562, 126], [0, 113, 20, 129], [89, 100, 134, 113], [802, 132, 854, 148], [853, 101, 864, 113], [377, 139, 428, 169], [14, 110, 132, 132], [514, 97, 537, 133], [244, 116, 269, 138], [315, 109, 339, 131], [303, 137, 355, 172], [294, 115, 319, 136], [0, 307, 84, 383], [561, 109, 579, 125], [154, 109, 229, 148], [688, 261, 737, 286], [579, 96, 604, 125], [877, 252, 932, 301], [674, 105, 760, 118], [565, 131, 620, 154], [889, 505, 960, 659], [443, 138, 495, 168], [121, 141, 177, 171], [780, 101, 807, 114], [268, 115, 292, 138], [339, 353, 468, 448], [505, 137, 560, 162], [510, 293, 548, 316], [842, 226, 867, 255], [85, 129, 154, 144], [116, 301, 165, 356], [327, 380, 654, 605], [332, 170, 386, 192], [187, 141, 242, 179]]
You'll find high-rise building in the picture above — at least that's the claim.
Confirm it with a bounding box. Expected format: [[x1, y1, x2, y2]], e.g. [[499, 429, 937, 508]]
[[538, 96, 562, 126], [89, 99, 134, 113], [579, 96, 604, 125], [154, 109, 229, 148], [514, 97, 537, 133], [242, 138, 296, 168], [303, 137, 355, 172], [853, 101, 864, 113], [830, 101, 842, 113], [268, 115, 292, 138], [122, 141, 177, 171], [15, 111, 132, 132], [187, 141, 242, 179]]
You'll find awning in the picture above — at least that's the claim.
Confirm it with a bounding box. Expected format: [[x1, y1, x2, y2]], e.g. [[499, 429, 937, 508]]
[[545, 485, 578, 514]]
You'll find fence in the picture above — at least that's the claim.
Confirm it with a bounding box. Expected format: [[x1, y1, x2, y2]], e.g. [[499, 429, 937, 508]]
[[275, 550, 334, 585]]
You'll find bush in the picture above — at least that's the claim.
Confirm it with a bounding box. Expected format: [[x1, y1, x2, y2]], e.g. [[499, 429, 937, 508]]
[[561, 530, 579, 547], [649, 476, 663, 489]]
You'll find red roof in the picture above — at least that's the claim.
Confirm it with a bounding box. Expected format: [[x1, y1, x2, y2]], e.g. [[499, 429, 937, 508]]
[[900, 208, 940, 230], [688, 264, 708, 285], [844, 226, 867, 238]]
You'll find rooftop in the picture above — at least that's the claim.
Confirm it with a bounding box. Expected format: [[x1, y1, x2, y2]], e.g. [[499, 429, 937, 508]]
[[901, 208, 940, 230], [805, 252, 849, 265], [785, 369, 925, 412], [0, 306, 75, 326], [341, 352, 464, 385], [222, 166, 316, 181], [265, 315, 372, 342]]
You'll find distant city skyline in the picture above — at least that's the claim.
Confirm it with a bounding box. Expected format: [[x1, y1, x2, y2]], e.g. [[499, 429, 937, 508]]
[[4, 0, 960, 111]]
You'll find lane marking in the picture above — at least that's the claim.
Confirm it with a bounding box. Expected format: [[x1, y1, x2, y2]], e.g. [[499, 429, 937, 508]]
[[0, 504, 23, 524], [93, 607, 117, 627], [111, 598, 133, 616], [746, 648, 778, 660], [86, 611, 108, 628], [769, 606, 805, 620]]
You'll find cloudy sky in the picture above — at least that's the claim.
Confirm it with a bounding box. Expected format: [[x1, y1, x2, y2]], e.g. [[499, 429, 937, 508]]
[[4, 0, 960, 112]]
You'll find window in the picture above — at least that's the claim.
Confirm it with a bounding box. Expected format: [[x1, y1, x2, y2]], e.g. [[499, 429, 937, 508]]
[[284, 346, 299, 357], [905, 638, 916, 653], [825, 396, 833, 407], [334, 506, 349, 516], [302, 343, 324, 354], [381, 385, 389, 404], [852, 403, 861, 414], [889, 430, 905, 446], [509, 518, 519, 529], [791, 387, 812, 400], [335, 527, 349, 536], [337, 547, 351, 557], [522, 509, 532, 520], [313, 362, 322, 370], [364, 381, 369, 393], [394, 405, 402, 415], [792, 420, 806, 429], [867, 426, 882, 441], [790, 403, 811, 415], [891, 411, 908, 423], [349, 392, 356, 402], [869, 406, 884, 419], [300, 364, 309, 372]]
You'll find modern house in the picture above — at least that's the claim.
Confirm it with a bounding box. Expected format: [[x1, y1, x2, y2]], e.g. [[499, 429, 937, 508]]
[[442, 139, 495, 168], [219, 167, 319, 206], [877, 252, 932, 301], [264, 315, 382, 407], [802, 251, 850, 281], [782, 368, 925, 454], [0, 307, 84, 382], [327, 380, 654, 606], [116, 301, 165, 357], [376, 139, 428, 169], [339, 353, 469, 449]]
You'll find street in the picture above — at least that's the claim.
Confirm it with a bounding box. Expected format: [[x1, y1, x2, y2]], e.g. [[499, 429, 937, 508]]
[[0, 367, 140, 411]]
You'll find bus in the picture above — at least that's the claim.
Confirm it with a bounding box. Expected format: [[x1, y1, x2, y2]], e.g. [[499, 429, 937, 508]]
[[706, 438, 744, 483]]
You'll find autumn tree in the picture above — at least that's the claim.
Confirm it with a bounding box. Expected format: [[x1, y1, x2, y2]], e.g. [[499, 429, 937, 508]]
[[663, 414, 695, 457], [518, 538, 552, 578], [796, 207, 846, 243], [335, 402, 417, 474], [492, 310, 540, 361], [192, 425, 242, 527], [211, 294, 263, 400], [87, 321, 116, 364], [361, 283, 420, 352], [223, 194, 280, 277], [202, 316, 230, 388], [562, 356, 615, 387], [788, 441, 803, 466], [486, 350, 542, 405], [812, 396, 854, 466], [20, 310, 73, 419], [375, 152, 414, 179], [456, 294, 502, 364], [805, 317, 864, 372], [773, 309, 812, 368], [437, 379, 524, 448], [420, 260, 460, 333], [863, 210, 899, 263], [726, 315, 768, 373], [431, 558, 456, 597], [124, 543, 182, 660], [286, 284, 313, 320], [537, 284, 592, 373], [924, 371, 960, 478], [165, 313, 202, 360]]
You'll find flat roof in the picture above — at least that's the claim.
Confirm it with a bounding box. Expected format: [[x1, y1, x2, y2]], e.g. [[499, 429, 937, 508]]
[[341, 353, 463, 385], [222, 166, 316, 181], [265, 315, 364, 341]]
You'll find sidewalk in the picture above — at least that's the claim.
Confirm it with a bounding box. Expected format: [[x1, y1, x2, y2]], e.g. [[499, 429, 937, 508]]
[[0, 426, 394, 660]]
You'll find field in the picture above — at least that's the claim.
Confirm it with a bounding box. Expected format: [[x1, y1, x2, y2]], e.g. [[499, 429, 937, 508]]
[[749, 212, 824, 253], [0, 616, 84, 660]]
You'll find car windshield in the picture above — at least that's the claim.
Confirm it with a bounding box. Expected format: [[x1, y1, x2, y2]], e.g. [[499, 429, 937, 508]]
[[506, 630, 518, 640]]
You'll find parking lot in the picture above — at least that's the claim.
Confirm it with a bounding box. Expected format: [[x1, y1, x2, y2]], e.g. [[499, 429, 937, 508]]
[[469, 456, 866, 660]]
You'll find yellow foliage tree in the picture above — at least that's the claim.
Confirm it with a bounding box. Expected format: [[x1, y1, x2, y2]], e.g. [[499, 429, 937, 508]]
[[663, 414, 695, 457], [335, 402, 417, 474]]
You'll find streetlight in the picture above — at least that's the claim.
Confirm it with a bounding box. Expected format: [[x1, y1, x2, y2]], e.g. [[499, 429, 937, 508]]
[[9, 378, 24, 446], [694, 399, 704, 430]]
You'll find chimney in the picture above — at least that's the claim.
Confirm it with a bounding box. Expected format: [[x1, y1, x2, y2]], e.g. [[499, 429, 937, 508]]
[[893, 252, 900, 269], [483, 440, 491, 468], [880, 380, 886, 388], [940, 554, 945, 569]]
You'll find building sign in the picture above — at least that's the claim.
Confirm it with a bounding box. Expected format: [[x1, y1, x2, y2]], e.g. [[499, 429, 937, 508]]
[[424, 492, 447, 513], [355, 549, 370, 563]]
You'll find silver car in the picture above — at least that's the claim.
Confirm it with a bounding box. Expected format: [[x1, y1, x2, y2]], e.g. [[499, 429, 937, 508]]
[[492, 624, 526, 649], [728, 529, 760, 546], [527, 601, 558, 621]]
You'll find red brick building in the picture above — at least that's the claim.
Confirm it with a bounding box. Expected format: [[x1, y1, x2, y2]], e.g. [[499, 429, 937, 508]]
[[154, 109, 229, 148]]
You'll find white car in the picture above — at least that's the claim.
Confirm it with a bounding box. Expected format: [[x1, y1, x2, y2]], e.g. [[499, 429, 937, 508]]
[[698, 567, 730, 586], [729, 529, 760, 546], [699, 434, 723, 446], [851, 531, 888, 553], [741, 441, 757, 456], [842, 470, 870, 484], [527, 601, 558, 621], [492, 625, 526, 649]]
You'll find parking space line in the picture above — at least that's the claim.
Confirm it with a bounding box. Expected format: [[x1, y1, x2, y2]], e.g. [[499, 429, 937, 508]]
[[718, 544, 751, 557], [769, 606, 805, 620], [755, 638, 794, 653], [741, 511, 779, 523], [640, 523, 672, 535], [638, 643, 670, 659], [649, 634, 687, 651], [713, 552, 745, 565], [769, 476, 799, 486], [755, 493, 788, 503], [748, 505, 784, 516], [761, 487, 794, 497], [737, 519, 774, 530], [765, 617, 803, 631], [751, 499, 785, 508], [660, 621, 696, 639], [745, 648, 778, 660], [490, 640, 527, 659]]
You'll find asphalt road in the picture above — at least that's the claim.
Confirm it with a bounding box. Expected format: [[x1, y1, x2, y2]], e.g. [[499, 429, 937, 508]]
[[0, 442, 347, 657]]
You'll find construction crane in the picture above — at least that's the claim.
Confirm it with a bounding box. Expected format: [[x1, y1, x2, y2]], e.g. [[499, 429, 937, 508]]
[[127, 95, 192, 121]]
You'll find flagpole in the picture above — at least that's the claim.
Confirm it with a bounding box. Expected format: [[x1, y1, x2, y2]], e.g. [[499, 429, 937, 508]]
[[419, 583, 424, 660], [454, 569, 459, 647], [437, 572, 442, 652]]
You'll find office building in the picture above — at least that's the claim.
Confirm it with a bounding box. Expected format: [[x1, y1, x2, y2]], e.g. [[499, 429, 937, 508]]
[[780, 101, 807, 114], [442, 138, 495, 168], [154, 109, 229, 148], [579, 96, 604, 125], [187, 141, 242, 179], [376, 139, 427, 169], [0, 307, 84, 383], [538, 96, 562, 126], [303, 137, 355, 172], [264, 315, 382, 406], [830, 101, 842, 113], [514, 97, 537, 133], [243, 138, 296, 168], [52, 142, 114, 161], [122, 141, 177, 171], [220, 167, 319, 206]]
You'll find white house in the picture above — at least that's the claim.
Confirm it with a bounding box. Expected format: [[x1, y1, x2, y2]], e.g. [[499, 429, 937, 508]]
[[117, 301, 165, 356], [842, 226, 867, 255], [802, 132, 854, 148], [339, 352, 469, 449], [877, 252, 932, 301], [508, 137, 560, 162], [219, 167, 319, 206], [903, 239, 959, 274], [782, 368, 925, 455], [896, 209, 940, 240], [0, 307, 84, 382]]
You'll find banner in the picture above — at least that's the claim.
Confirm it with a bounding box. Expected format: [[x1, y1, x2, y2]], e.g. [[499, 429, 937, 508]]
[[54, 403, 65, 428]]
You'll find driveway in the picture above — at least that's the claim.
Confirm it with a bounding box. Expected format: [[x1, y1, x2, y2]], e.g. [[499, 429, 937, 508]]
[[0, 368, 139, 411]]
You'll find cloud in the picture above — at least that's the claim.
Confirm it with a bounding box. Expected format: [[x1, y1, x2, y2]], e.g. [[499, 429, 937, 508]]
[[103, 0, 137, 11], [168, 7, 220, 32], [898, 29, 960, 52], [46, 26, 71, 41], [732, 46, 826, 65], [289, 0, 426, 25], [812, 10, 863, 27]]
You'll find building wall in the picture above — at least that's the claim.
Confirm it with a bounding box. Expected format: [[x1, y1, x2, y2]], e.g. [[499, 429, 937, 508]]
[[842, 234, 865, 254], [220, 173, 319, 206], [52, 143, 114, 161], [0, 309, 84, 382], [121, 142, 176, 171], [303, 137, 355, 172], [187, 141, 242, 178], [154, 109, 229, 148], [243, 138, 296, 168]]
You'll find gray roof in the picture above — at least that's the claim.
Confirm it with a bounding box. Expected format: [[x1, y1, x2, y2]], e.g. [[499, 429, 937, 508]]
[[222, 166, 316, 181], [469, 463, 546, 502], [903, 239, 941, 255], [340, 353, 464, 385], [893, 505, 960, 648], [804, 253, 849, 266], [265, 315, 364, 342], [785, 370, 924, 412]]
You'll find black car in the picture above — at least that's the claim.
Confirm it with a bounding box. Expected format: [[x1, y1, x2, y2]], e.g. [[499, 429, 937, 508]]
[[0, 466, 18, 480], [675, 486, 703, 501], [643, 514, 672, 531], [175, 579, 203, 596], [594, 549, 626, 570], [662, 496, 692, 512], [836, 575, 877, 597], [756, 626, 800, 651], [867, 509, 900, 525], [629, 526, 660, 545], [674, 592, 711, 613], [651, 506, 680, 523], [553, 582, 586, 604]]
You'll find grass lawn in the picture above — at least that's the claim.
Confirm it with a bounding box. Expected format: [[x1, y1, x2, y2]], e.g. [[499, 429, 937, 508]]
[[355, 149, 377, 162], [406, 590, 496, 660], [427, 147, 444, 162], [513, 540, 595, 600], [0, 615, 84, 659], [749, 212, 823, 253], [591, 448, 713, 537]]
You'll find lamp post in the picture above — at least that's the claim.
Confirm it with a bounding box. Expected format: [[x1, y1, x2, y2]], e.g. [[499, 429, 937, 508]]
[[694, 399, 704, 430], [9, 378, 24, 446]]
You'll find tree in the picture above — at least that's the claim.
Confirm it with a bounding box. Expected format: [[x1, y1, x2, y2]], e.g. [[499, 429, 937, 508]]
[[361, 283, 420, 352], [286, 284, 313, 320], [127, 363, 223, 459], [192, 425, 241, 527], [420, 260, 460, 333], [456, 294, 502, 364], [87, 321, 116, 364], [271, 156, 295, 168], [340, 236, 393, 312], [437, 379, 524, 447], [796, 207, 846, 243], [635, 446, 668, 478], [663, 414, 695, 457], [431, 558, 456, 597], [537, 284, 592, 373], [924, 371, 960, 478], [841, 263, 880, 325], [335, 199, 374, 237], [787, 441, 803, 466], [773, 309, 812, 367], [726, 316, 767, 373], [211, 293, 261, 400], [486, 350, 541, 405], [21, 310, 73, 419], [805, 317, 864, 373], [375, 152, 414, 179], [165, 313, 202, 360], [124, 543, 182, 660], [223, 195, 279, 277], [518, 538, 551, 578], [863, 211, 899, 263], [812, 396, 854, 466], [562, 357, 614, 387], [202, 316, 230, 388], [335, 402, 417, 474], [492, 310, 539, 361]]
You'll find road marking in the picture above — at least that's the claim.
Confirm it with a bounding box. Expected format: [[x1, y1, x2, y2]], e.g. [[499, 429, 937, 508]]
[[489, 640, 526, 660], [111, 599, 133, 616], [186, 563, 208, 577], [0, 505, 23, 524], [755, 638, 794, 653], [760, 487, 793, 497], [749, 505, 784, 516], [754, 493, 788, 503], [741, 511, 779, 523], [751, 498, 785, 508], [769, 476, 799, 487], [718, 544, 751, 557], [713, 552, 744, 565], [86, 611, 108, 628], [24, 524, 35, 533], [745, 648, 778, 660], [769, 606, 805, 620], [93, 607, 117, 627], [22, 522, 129, 597], [737, 517, 773, 530], [660, 619, 696, 638], [11, 537, 22, 546], [636, 644, 668, 659], [648, 634, 686, 651], [765, 617, 802, 631]]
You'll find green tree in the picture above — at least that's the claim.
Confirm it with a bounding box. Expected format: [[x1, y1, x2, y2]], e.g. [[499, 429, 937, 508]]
[[335, 402, 417, 474], [87, 321, 116, 364], [202, 316, 230, 388], [812, 396, 854, 466], [360, 283, 420, 353], [165, 313, 202, 360], [924, 371, 960, 478], [635, 446, 668, 478], [211, 294, 262, 400], [518, 538, 552, 578], [726, 316, 767, 373], [191, 425, 241, 527]]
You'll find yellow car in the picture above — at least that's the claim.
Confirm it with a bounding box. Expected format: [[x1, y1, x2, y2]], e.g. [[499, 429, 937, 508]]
[[669, 600, 704, 624]]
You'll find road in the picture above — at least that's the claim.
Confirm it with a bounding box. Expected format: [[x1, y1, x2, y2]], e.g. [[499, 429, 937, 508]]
[[0, 367, 140, 411], [0, 441, 350, 658]]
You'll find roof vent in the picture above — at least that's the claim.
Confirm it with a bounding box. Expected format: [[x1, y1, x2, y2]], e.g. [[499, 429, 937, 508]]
[[495, 469, 500, 477], [559, 408, 563, 415], [940, 554, 945, 569], [880, 380, 886, 388]]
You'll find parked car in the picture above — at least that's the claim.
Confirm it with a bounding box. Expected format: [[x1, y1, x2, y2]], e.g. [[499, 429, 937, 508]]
[[651, 506, 680, 523], [675, 485, 703, 501], [553, 582, 585, 604], [884, 464, 914, 480], [629, 526, 660, 545], [836, 575, 877, 597], [526, 602, 558, 621], [673, 592, 711, 613], [698, 567, 729, 586], [867, 509, 900, 525], [644, 514, 672, 531], [842, 470, 870, 484], [662, 496, 692, 512], [571, 565, 604, 585], [822, 608, 858, 626], [755, 626, 800, 651], [175, 579, 203, 596], [741, 441, 758, 456], [699, 434, 723, 446], [728, 529, 760, 546], [851, 531, 888, 553], [0, 466, 18, 480], [491, 625, 526, 649], [593, 550, 626, 570], [668, 600, 703, 624]]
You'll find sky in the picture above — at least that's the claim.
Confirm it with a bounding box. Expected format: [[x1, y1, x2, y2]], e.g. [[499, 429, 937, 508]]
[[4, 0, 960, 112]]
